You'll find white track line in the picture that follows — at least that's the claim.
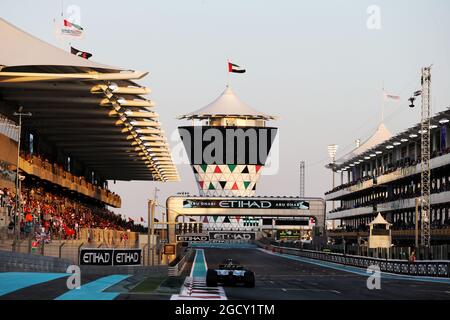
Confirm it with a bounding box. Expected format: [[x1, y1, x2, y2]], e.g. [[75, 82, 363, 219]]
[[171, 249, 227, 300]]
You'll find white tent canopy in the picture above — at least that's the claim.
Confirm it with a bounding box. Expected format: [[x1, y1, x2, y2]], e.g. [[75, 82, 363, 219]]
[[335, 123, 392, 166], [178, 86, 276, 120]]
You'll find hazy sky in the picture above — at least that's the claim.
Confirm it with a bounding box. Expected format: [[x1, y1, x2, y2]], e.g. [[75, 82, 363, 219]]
[[2, 0, 450, 223]]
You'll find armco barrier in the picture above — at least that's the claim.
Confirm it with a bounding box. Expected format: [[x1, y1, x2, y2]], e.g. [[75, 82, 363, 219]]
[[264, 244, 450, 278]]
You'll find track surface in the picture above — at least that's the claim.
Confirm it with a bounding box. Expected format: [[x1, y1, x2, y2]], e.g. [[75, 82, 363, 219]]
[[203, 248, 450, 300], [1, 247, 450, 300]]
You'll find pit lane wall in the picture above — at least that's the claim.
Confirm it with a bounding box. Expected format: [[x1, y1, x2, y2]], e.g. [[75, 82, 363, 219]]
[[168, 248, 195, 277], [0, 249, 72, 272], [256, 242, 450, 278]]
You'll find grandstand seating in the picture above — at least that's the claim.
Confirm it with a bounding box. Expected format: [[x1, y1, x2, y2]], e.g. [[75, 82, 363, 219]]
[[0, 184, 145, 242]]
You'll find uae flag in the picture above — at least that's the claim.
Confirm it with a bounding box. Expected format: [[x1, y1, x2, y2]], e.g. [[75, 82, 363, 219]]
[[384, 90, 400, 101], [228, 61, 246, 73], [386, 94, 400, 101], [71, 47, 92, 59], [64, 19, 83, 31]]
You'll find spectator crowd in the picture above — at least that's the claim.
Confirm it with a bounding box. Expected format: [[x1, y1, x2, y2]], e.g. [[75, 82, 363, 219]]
[[0, 185, 146, 241]]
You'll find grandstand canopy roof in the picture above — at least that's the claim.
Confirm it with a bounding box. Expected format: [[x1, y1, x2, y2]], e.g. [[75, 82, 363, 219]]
[[177, 86, 277, 121], [0, 18, 178, 182], [334, 123, 392, 166], [328, 107, 450, 171]]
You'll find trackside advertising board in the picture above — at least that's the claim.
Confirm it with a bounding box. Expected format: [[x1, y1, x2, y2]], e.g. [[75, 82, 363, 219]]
[[79, 248, 142, 266], [278, 230, 301, 240]]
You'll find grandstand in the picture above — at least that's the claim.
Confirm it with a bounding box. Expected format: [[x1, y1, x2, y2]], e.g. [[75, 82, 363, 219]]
[[0, 18, 178, 247], [325, 107, 450, 246]]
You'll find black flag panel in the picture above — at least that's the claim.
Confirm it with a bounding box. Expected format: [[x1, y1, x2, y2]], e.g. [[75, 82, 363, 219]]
[[71, 46, 92, 59]]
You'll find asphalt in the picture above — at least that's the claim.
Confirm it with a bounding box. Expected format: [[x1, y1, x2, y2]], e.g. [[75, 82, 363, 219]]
[[1, 247, 450, 300], [0, 273, 93, 300], [202, 247, 450, 300]]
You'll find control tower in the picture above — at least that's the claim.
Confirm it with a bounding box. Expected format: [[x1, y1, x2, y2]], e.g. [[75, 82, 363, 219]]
[[177, 86, 277, 197]]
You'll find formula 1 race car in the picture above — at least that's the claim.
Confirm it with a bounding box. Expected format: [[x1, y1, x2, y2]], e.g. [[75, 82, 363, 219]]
[[206, 259, 255, 288]]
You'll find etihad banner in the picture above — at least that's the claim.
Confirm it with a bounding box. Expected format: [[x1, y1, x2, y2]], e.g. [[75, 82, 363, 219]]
[[209, 232, 256, 241], [79, 248, 142, 266], [183, 199, 309, 210], [176, 235, 210, 242]]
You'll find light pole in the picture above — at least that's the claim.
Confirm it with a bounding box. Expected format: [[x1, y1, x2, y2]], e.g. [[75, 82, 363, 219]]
[[161, 211, 166, 242], [13, 106, 31, 249], [408, 65, 432, 248], [152, 187, 159, 244], [415, 197, 420, 249], [299, 161, 305, 198], [147, 199, 154, 265], [147, 187, 160, 265], [327, 144, 338, 230]]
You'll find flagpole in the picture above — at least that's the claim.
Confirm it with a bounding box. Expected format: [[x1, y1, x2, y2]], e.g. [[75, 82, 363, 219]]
[[61, 0, 68, 51], [381, 82, 385, 124], [54, 1, 64, 51], [226, 58, 230, 87]]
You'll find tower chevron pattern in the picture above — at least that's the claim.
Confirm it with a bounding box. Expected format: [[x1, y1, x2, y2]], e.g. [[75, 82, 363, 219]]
[[193, 164, 262, 196]]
